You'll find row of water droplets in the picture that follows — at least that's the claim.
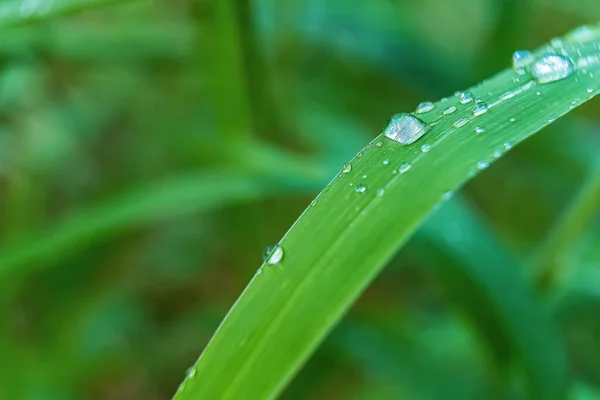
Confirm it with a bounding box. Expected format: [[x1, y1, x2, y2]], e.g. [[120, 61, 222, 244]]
[[255, 26, 600, 274], [383, 25, 600, 173]]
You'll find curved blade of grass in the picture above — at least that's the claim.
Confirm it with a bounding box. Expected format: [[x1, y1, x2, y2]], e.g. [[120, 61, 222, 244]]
[[413, 197, 566, 396], [175, 25, 600, 400], [0, 171, 323, 284]]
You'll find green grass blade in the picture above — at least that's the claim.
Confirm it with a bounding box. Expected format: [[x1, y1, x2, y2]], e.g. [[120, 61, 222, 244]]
[[175, 24, 600, 400], [0, 0, 132, 27], [414, 197, 566, 397], [0, 171, 321, 283]]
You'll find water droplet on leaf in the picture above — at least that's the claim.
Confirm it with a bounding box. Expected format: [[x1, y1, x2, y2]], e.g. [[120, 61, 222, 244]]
[[460, 92, 474, 104], [399, 162, 412, 174], [415, 101, 436, 114], [477, 161, 489, 170], [421, 144, 431, 153], [473, 103, 488, 116], [443, 106, 457, 115], [475, 126, 485, 134], [355, 184, 367, 193], [342, 163, 352, 173], [532, 54, 575, 84], [384, 113, 430, 145], [264, 245, 284, 265]]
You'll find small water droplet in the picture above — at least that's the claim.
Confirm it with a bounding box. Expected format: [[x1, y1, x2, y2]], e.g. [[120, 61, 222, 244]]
[[509, 117, 516, 122], [588, 88, 595, 93], [460, 92, 474, 104], [375, 141, 383, 148], [356, 152, 363, 158], [550, 38, 563, 48], [500, 91, 516, 101], [421, 144, 431, 153], [475, 126, 485, 134], [362, 174, 368, 179], [384, 113, 430, 145], [443, 106, 457, 115], [257, 267, 263, 275], [355, 184, 367, 193], [453, 117, 469, 128], [310, 199, 318, 207], [477, 161, 489, 170], [532, 54, 575, 84], [504, 141, 513, 150], [187, 367, 197, 379], [441, 97, 449, 103], [264, 245, 284, 265], [536, 91, 542, 96], [473, 103, 488, 116], [493, 150, 502, 158], [383, 159, 389, 165], [548, 116, 557, 123], [399, 162, 412, 174], [342, 163, 352, 173], [415, 101, 436, 114], [376, 188, 385, 197], [512, 50, 534, 72], [443, 191, 453, 201]]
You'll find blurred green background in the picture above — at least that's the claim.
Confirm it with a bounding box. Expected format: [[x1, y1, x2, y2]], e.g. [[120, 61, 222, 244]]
[[1, 0, 600, 398]]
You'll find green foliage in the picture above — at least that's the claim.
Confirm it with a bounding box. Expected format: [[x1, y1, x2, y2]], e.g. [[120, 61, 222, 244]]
[[1, 1, 600, 399]]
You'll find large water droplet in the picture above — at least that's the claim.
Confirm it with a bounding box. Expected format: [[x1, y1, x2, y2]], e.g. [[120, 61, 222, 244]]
[[264, 245, 284, 265], [532, 54, 575, 84], [512, 50, 534, 74], [355, 184, 367, 193], [415, 101, 436, 114], [399, 162, 412, 174], [384, 113, 430, 145], [460, 92, 474, 104], [473, 103, 488, 116]]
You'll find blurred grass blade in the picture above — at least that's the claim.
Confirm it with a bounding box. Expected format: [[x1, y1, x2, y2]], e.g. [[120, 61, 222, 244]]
[[0, 0, 132, 27], [413, 197, 566, 397], [175, 25, 600, 399], [0, 172, 321, 283], [533, 159, 600, 291]]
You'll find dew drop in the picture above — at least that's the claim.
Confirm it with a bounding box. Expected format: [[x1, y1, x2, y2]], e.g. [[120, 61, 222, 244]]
[[384, 113, 430, 145], [532, 54, 575, 84], [460, 92, 474, 104], [264, 245, 284, 265], [453, 117, 469, 128], [375, 141, 383, 148], [399, 162, 412, 174], [477, 161, 489, 170], [187, 367, 197, 379], [361, 174, 367, 179], [376, 188, 385, 197], [494, 150, 502, 158], [504, 141, 513, 150], [421, 144, 431, 153], [509, 117, 516, 122], [416, 101, 436, 114], [473, 103, 489, 116], [342, 163, 352, 173], [355, 184, 367, 193], [443, 191, 453, 201], [475, 126, 485, 134], [588, 88, 595, 93], [383, 159, 389, 165], [356, 152, 363, 158], [512, 50, 534, 74], [536, 91, 542, 96], [443, 106, 457, 115], [500, 91, 516, 101], [548, 116, 557, 123]]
